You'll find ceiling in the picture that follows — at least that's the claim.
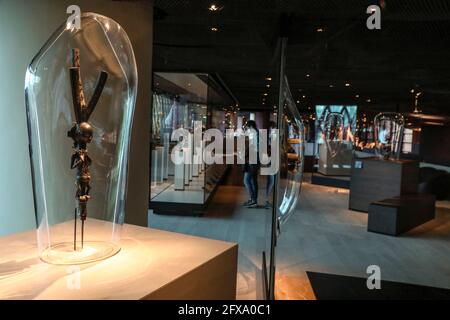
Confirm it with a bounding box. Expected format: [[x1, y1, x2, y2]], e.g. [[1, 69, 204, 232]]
[[153, 0, 450, 115]]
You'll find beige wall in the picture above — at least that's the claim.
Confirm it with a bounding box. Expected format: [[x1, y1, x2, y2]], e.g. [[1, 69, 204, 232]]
[[0, 0, 153, 235]]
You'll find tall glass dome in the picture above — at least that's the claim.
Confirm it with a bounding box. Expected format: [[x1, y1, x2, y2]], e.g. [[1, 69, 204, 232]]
[[25, 13, 137, 264], [374, 112, 404, 160]]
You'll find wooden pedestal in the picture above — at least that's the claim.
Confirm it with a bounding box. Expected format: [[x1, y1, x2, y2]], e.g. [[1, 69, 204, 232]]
[[368, 194, 436, 236], [0, 222, 238, 300], [349, 157, 419, 212]]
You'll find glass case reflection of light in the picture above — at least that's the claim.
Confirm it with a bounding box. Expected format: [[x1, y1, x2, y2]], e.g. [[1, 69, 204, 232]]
[[25, 72, 40, 86]]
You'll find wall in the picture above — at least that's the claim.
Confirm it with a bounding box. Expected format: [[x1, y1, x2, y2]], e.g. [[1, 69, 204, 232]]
[[0, 0, 153, 235]]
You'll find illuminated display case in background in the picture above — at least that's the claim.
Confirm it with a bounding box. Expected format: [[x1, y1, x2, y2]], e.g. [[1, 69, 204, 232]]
[[149, 72, 232, 215]]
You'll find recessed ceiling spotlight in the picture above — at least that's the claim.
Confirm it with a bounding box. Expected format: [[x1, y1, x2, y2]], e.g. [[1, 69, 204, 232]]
[[345, 83, 351, 87], [266, 77, 272, 81], [316, 28, 324, 33], [366, 98, 371, 103], [296, 100, 300, 104], [355, 94, 359, 98], [263, 93, 268, 96], [306, 74, 310, 78], [329, 84, 334, 88], [211, 27, 219, 32], [410, 89, 415, 93], [208, 4, 222, 11], [266, 84, 271, 88], [302, 95, 306, 98]]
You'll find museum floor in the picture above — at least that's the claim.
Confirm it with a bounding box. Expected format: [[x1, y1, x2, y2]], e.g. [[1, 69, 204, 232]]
[[148, 173, 450, 300]]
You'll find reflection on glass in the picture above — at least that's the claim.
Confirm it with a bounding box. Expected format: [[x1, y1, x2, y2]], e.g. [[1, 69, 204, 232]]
[[315, 105, 357, 147], [374, 112, 404, 160], [277, 77, 305, 227], [26, 13, 137, 264]]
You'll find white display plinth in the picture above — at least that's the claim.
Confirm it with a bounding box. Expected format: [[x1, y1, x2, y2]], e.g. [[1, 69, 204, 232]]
[[155, 146, 164, 183], [183, 147, 191, 186], [163, 137, 170, 180], [189, 135, 194, 181], [0, 220, 238, 300], [192, 154, 199, 177], [151, 149, 159, 184]]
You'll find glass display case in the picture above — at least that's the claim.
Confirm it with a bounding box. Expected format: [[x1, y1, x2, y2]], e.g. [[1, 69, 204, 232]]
[[374, 112, 405, 160], [149, 72, 232, 215], [25, 13, 137, 264], [314, 105, 357, 176]]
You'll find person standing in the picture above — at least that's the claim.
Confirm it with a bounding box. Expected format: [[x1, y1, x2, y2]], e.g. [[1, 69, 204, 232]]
[[242, 120, 259, 208]]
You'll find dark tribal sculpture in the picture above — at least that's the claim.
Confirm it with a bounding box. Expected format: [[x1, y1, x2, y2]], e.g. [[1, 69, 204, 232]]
[[68, 48, 108, 250]]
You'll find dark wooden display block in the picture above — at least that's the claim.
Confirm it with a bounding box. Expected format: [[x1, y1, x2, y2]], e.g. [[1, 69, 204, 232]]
[[349, 157, 419, 212], [367, 194, 436, 236]]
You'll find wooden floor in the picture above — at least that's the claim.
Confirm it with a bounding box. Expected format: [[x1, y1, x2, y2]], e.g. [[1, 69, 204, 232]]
[[149, 172, 450, 300], [277, 182, 450, 293]]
